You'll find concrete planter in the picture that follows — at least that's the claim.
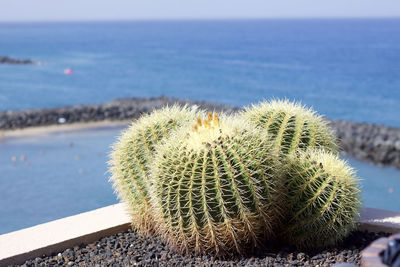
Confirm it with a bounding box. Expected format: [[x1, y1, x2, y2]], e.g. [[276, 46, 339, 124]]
[[0, 204, 399, 266]]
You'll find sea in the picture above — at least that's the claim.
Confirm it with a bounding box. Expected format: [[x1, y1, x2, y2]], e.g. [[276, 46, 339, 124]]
[[0, 19, 400, 234]]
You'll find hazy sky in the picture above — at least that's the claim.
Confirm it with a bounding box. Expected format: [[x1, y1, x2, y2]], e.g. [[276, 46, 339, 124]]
[[1, 0, 400, 22]]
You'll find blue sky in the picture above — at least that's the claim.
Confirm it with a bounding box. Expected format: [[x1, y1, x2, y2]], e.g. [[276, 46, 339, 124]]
[[1, 0, 400, 22]]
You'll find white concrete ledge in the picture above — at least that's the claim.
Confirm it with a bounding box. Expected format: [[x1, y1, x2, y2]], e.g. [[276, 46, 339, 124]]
[[0, 203, 131, 267], [359, 207, 400, 233], [0, 205, 399, 266]]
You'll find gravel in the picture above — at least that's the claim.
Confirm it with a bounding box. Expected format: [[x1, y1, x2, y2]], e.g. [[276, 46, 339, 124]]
[[14, 229, 389, 266]]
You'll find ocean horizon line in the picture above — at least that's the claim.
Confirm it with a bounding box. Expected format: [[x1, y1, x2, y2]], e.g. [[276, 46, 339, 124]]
[[1, 16, 400, 24]]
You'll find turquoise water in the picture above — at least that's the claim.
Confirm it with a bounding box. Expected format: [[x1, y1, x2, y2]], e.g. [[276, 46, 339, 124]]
[[0, 127, 122, 234], [0, 126, 399, 235], [1, 19, 400, 126], [346, 156, 400, 212]]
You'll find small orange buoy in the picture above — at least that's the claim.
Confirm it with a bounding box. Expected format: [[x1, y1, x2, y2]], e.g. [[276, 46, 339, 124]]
[[64, 69, 73, 75]]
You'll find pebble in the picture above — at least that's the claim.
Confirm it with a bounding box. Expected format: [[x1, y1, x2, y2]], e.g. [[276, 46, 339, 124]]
[[13, 229, 389, 266]]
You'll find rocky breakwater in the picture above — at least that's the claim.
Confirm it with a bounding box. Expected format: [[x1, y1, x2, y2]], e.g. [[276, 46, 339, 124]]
[[330, 120, 400, 168], [0, 96, 239, 130], [0, 56, 35, 65], [1, 96, 399, 168]]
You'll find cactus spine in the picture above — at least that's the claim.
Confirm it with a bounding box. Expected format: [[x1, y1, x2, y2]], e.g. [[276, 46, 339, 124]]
[[149, 112, 281, 255], [241, 99, 338, 155], [109, 105, 202, 235], [281, 149, 361, 248], [108, 99, 362, 254]]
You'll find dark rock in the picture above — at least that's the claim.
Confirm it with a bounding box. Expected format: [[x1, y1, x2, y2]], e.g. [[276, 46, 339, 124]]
[[329, 120, 400, 168], [0, 96, 239, 131], [0, 56, 35, 65], [1, 96, 399, 168]]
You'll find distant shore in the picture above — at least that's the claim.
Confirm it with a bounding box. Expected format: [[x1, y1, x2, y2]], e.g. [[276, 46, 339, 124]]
[[1, 96, 399, 168], [0, 56, 36, 65]]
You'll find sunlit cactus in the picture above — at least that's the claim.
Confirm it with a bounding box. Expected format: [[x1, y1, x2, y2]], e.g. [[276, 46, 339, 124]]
[[280, 149, 361, 249], [241, 99, 338, 155], [108, 98, 362, 255], [109, 105, 202, 235], [149, 112, 282, 256]]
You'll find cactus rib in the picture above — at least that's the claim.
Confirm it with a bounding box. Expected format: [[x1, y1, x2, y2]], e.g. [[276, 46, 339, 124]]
[[241, 99, 338, 155], [109, 105, 202, 235], [281, 149, 361, 248], [150, 113, 280, 255]]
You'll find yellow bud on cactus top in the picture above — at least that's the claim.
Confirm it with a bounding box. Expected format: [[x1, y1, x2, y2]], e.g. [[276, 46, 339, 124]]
[[186, 112, 229, 151]]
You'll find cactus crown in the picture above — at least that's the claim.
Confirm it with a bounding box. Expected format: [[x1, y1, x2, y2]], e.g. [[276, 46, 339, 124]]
[[187, 112, 223, 150]]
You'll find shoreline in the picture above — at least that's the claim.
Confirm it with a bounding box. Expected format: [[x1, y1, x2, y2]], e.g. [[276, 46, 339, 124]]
[[0, 96, 239, 131], [1, 96, 399, 168], [0, 120, 131, 139]]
